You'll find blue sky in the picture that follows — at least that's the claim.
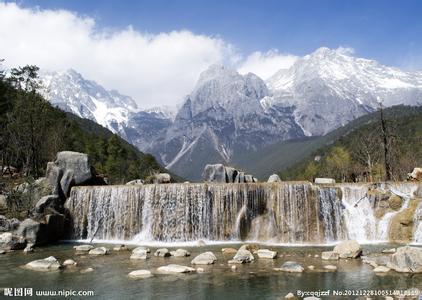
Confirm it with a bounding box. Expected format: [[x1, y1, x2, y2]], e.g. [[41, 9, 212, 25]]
[[1, 1, 421, 108], [17, 0, 422, 68]]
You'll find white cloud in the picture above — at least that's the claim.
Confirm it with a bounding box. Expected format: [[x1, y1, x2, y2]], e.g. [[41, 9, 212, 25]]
[[238, 50, 298, 79], [0, 2, 235, 108]]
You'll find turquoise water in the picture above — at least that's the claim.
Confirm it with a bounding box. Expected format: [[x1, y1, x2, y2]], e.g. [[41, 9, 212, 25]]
[[0, 243, 421, 299]]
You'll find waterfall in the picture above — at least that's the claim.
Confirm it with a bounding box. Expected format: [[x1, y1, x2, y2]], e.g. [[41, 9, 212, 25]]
[[65, 182, 422, 244]]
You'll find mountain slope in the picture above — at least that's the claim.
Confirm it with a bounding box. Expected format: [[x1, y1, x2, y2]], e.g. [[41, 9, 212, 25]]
[[277, 105, 422, 182]]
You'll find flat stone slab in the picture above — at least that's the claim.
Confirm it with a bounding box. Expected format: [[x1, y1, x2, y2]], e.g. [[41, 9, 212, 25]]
[[128, 270, 153, 278], [157, 264, 196, 274]]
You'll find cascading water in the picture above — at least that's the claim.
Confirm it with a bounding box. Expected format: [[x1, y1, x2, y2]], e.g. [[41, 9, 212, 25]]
[[65, 182, 422, 244]]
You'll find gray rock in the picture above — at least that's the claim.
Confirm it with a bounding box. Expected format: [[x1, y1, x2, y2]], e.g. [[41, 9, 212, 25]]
[[46, 162, 63, 195], [154, 248, 171, 257], [387, 246, 422, 273], [202, 164, 227, 183], [0, 232, 26, 250], [221, 248, 238, 254], [225, 167, 238, 183], [74, 245, 94, 252], [234, 172, 245, 183], [231, 249, 254, 263], [0, 249, 6, 254], [23, 243, 34, 253], [157, 264, 196, 274], [113, 245, 128, 251], [172, 249, 190, 257], [88, 247, 108, 255], [0, 195, 7, 210], [257, 249, 277, 259], [35, 195, 60, 214], [373, 266, 390, 273], [152, 173, 171, 184], [25, 256, 61, 271], [17, 214, 65, 246], [321, 251, 339, 260], [55, 151, 93, 185], [333, 240, 362, 258], [0, 216, 20, 232], [191, 252, 217, 265], [275, 261, 304, 273], [130, 247, 149, 260], [63, 259, 77, 266], [60, 169, 75, 197], [267, 174, 281, 183], [128, 269, 153, 278], [323, 265, 337, 271], [244, 175, 254, 183]]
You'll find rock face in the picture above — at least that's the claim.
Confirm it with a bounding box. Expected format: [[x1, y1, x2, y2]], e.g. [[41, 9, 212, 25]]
[[157, 264, 196, 274], [17, 215, 64, 245], [315, 178, 336, 184], [276, 261, 304, 273], [387, 246, 422, 273], [128, 270, 153, 278], [25, 256, 61, 271], [321, 251, 339, 260], [257, 249, 277, 259], [191, 252, 217, 265], [333, 240, 362, 258], [229, 249, 255, 264], [267, 174, 281, 183], [202, 164, 257, 183]]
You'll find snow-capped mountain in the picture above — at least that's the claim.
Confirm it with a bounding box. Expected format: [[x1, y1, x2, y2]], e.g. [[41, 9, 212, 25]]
[[40, 69, 138, 138], [142, 65, 304, 179], [265, 47, 422, 135], [39, 48, 422, 180]]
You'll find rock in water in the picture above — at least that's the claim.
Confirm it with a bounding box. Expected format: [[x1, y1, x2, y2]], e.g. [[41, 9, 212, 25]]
[[333, 240, 362, 258], [387, 246, 422, 273], [191, 252, 217, 265], [131, 247, 149, 260], [157, 264, 196, 274], [128, 270, 153, 278], [257, 249, 277, 259], [321, 251, 339, 260], [113, 245, 128, 251], [229, 249, 254, 264], [154, 248, 171, 257], [0, 232, 26, 250], [63, 259, 77, 267], [172, 249, 190, 257], [324, 265, 337, 271], [275, 261, 304, 273], [74, 245, 94, 253], [25, 256, 61, 271], [267, 174, 281, 183], [88, 247, 108, 255]]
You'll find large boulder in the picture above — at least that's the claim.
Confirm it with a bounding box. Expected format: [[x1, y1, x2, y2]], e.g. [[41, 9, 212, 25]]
[[267, 174, 281, 183], [333, 240, 362, 258], [34, 195, 60, 215], [191, 252, 217, 265], [131, 247, 149, 260], [387, 246, 422, 273], [202, 164, 227, 183], [16, 214, 64, 246], [25, 256, 62, 271], [171, 249, 190, 257]]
